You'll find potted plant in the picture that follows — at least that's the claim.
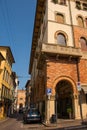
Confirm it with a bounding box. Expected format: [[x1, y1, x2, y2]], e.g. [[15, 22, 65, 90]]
[[67, 108, 72, 119]]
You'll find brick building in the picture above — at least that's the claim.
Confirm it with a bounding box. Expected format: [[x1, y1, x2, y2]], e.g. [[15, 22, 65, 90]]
[[29, 0, 87, 123]]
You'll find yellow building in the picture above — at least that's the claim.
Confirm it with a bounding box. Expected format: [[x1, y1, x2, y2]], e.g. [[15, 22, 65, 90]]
[[0, 46, 15, 119]]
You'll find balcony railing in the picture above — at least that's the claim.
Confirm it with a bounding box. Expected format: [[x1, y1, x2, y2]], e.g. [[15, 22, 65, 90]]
[[41, 43, 82, 57]]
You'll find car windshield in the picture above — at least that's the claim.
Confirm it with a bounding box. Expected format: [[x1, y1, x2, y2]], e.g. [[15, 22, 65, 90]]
[[28, 109, 40, 115]]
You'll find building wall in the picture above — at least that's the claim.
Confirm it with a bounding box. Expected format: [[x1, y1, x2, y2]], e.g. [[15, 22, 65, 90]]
[[47, 0, 73, 45], [0, 47, 15, 118], [79, 59, 87, 83], [30, 0, 87, 122], [48, 0, 71, 24], [46, 58, 78, 93], [17, 90, 26, 110], [71, 1, 87, 25], [73, 26, 87, 48]]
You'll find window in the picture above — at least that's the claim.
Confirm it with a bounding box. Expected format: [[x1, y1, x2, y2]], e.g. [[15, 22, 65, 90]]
[[55, 13, 64, 23], [3, 67, 6, 80], [52, 0, 66, 5], [57, 33, 66, 46], [60, 0, 66, 5], [80, 37, 87, 51], [83, 3, 87, 10], [76, 1, 81, 9], [77, 16, 84, 27], [76, 1, 87, 11]]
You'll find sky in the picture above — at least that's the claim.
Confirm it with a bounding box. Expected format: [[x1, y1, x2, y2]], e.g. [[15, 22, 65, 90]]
[[0, 0, 36, 89]]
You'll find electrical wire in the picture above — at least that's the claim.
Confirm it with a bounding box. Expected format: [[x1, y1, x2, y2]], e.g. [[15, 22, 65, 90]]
[[3, 0, 16, 56]]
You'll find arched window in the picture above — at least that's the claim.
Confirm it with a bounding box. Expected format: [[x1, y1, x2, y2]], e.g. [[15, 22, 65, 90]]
[[80, 37, 87, 51], [77, 16, 84, 27], [57, 33, 66, 46], [55, 13, 64, 23]]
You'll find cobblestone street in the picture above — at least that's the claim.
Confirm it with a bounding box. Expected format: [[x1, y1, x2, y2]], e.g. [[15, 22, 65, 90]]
[[0, 113, 87, 130]]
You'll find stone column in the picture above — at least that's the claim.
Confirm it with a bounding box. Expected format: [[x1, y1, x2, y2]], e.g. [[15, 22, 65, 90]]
[[74, 94, 81, 119], [45, 95, 55, 124]]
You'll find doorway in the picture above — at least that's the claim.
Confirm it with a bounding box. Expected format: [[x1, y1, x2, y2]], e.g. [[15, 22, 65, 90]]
[[55, 80, 73, 119]]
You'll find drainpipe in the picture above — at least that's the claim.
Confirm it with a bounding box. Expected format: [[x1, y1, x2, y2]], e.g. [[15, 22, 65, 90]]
[[68, 0, 75, 47]]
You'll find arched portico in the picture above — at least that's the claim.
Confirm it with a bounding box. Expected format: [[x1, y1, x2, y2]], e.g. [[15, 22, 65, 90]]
[[54, 76, 78, 119]]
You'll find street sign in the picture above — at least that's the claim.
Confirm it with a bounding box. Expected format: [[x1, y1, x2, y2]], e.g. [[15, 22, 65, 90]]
[[77, 82, 81, 91], [46, 88, 52, 95]]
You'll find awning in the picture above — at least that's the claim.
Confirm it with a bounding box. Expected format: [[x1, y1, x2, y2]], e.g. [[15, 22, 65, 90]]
[[82, 85, 87, 94]]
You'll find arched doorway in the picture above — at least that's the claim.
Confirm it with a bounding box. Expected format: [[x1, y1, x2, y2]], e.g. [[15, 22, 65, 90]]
[[55, 80, 74, 119], [19, 103, 23, 109]]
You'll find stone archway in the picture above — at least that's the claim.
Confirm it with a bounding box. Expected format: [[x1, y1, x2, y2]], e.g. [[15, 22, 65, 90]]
[[55, 79, 75, 119]]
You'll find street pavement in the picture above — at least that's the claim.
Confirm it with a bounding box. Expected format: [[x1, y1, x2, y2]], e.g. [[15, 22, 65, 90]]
[[0, 113, 87, 130], [0, 113, 44, 130]]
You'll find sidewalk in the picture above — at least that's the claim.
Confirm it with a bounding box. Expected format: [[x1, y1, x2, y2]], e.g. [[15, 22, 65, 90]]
[[43, 119, 87, 129], [0, 113, 16, 123], [0, 117, 9, 123], [0, 115, 87, 130]]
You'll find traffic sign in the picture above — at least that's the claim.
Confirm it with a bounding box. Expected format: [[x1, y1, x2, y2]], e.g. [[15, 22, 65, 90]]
[[46, 88, 52, 95], [77, 82, 81, 91]]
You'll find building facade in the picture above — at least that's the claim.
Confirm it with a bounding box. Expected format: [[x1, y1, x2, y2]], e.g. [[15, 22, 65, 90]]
[[0, 46, 15, 119], [25, 80, 31, 108], [29, 0, 87, 123], [17, 89, 26, 111], [11, 72, 19, 113], [13, 76, 19, 112]]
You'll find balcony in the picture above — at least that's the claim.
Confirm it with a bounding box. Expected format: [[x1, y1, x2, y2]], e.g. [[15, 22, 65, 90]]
[[41, 43, 82, 57], [37, 43, 82, 69]]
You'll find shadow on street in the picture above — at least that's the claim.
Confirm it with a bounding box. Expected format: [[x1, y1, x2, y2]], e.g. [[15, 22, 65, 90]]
[[9, 112, 23, 122]]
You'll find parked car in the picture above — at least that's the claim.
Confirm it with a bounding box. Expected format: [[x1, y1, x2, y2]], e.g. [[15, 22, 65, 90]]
[[23, 108, 42, 123]]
